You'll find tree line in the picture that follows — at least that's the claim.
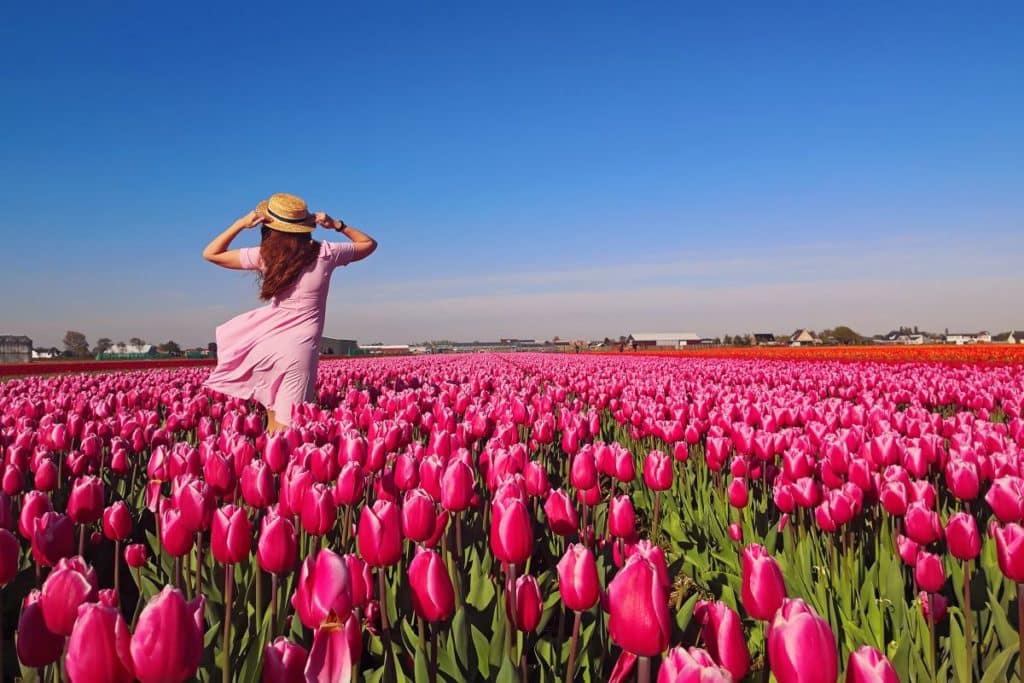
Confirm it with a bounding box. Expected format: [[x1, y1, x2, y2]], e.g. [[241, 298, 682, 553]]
[[61, 331, 185, 358]]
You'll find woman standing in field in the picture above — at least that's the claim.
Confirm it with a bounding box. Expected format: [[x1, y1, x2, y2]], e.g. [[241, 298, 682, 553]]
[[202, 192, 377, 432]]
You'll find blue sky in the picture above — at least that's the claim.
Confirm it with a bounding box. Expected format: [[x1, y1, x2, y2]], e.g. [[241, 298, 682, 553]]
[[2, 2, 1022, 347]]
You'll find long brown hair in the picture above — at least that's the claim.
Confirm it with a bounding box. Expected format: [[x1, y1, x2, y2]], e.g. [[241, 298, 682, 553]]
[[258, 226, 320, 300]]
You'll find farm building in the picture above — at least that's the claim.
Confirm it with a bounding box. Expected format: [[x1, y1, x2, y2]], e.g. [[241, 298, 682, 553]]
[[945, 331, 991, 345], [0, 335, 32, 363], [32, 347, 60, 359], [993, 331, 1021, 344], [320, 337, 360, 356], [789, 329, 821, 346], [99, 343, 158, 360], [359, 344, 411, 356], [627, 332, 702, 350], [752, 333, 777, 346]]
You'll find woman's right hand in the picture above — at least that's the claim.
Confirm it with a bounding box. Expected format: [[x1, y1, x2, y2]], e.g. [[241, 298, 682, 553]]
[[235, 210, 268, 229]]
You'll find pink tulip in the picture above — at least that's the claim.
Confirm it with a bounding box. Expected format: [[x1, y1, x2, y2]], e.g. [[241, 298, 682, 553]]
[[32, 511, 75, 566], [125, 543, 148, 568], [607, 553, 670, 656], [986, 476, 1024, 523], [946, 512, 981, 560], [211, 504, 252, 564], [440, 459, 475, 512], [914, 551, 945, 593], [301, 483, 339, 536], [608, 494, 636, 538], [68, 475, 105, 524], [65, 602, 135, 683], [557, 543, 600, 611], [102, 501, 133, 541], [945, 460, 980, 501], [845, 645, 899, 683], [402, 488, 437, 543], [263, 637, 308, 683], [511, 573, 542, 632], [920, 591, 948, 624], [334, 461, 365, 506], [18, 490, 52, 539], [491, 496, 533, 564], [658, 646, 735, 682], [160, 507, 195, 558], [241, 459, 277, 509], [358, 500, 403, 567], [291, 549, 353, 629], [544, 489, 579, 536], [694, 600, 751, 680], [570, 449, 598, 490], [741, 544, 786, 621], [904, 501, 943, 545], [408, 547, 455, 622], [768, 599, 837, 683], [304, 618, 354, 683], [41, 555, 99, 635], [993, 522, 1024, 582], [130, 587, 205, 683], [643, 450, 673, 491], [16, 589, 65, 667], [727, 478, 749, 509], [524, 460, 551, 497]]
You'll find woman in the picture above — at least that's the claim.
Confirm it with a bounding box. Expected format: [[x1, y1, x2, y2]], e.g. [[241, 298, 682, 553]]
[[202, 192, 377, 432]]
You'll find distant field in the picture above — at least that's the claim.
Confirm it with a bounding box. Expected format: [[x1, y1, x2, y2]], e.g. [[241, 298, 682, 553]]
[[0, 357, 217, 378], [600, 343, 1024, 364]]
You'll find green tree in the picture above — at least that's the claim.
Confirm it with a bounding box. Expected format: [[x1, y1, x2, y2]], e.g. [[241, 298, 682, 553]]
[[94, 337, 113, 355], [826, 326, 865, 345], [159, 340, 182, 355], [63, 330, 90, 358], [129, 337, 145, 347]]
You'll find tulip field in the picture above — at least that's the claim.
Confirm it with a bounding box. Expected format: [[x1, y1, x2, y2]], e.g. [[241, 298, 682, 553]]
[[3, 354, 1024, 682]]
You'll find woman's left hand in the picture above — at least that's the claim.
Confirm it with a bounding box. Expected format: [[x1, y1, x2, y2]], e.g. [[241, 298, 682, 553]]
[[314, 212, 344, 231], [236, 210, 268, 229]]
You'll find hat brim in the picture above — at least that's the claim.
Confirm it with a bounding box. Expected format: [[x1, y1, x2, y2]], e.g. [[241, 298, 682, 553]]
[[256, 199, 316, 233]]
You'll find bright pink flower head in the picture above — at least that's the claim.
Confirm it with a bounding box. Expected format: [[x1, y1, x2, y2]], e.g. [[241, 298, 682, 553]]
[[408, 548, 455, 622], [914, 551, 945, 593], [946, 512, 981, 561], [32, 511, 75, 567], [159, 507, 195, 558], [301, 483, 338, 537], [608, 494, 636, 538], [643, 450, 673, 491], [102, 501, 133, 542], [511, 574, 542, 632], [607, 553, 670, 657], [211, 504, 252, 565], [402, 488, 437, 543], [440, 459, 475, 512], [41, 555, 98, 635], [727, 478, 749, 509], [130, 587, 205, 683], [263, 637, 308, 683], [124, 543, 148, 569], [291, 549, 353, 629], [358, 499, 403, 567], [544, 489, 579, 537], [993, 522, 1024, 582], [741, 544, 786, 621], [68, 475, 105, 524], [845, 645, 899, 683], [65, 602, 135, 683], [694, 600, 751, 680], [903, 501, 943, 545], [768, 599, 837, 683], [557, 543, 600, 612], [241, 459, 277, 509], [490, 496, 533, 565]]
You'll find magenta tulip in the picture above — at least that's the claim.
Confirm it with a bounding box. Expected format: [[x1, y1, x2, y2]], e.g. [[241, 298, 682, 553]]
[[402, 488, 437, 543], [845, 645, 899, 683], [358, 500, 403, 567], [130, 586, 205, 683], [241, 459, 277, 509], [741, 544, 786, 621], [512, 573, 542, 632], [608, 494, 636, 538], [914, 551, 945, 593], [65, 602, 135, 683], [305, 616, 354, 683], [301, 483, 338, 536], [727, 478, 749, 509], [125, 543, 148, 568], [68, 475, 105, 524], [946, 512, 981, 561], [768, 599, 838, 683], [440, 459, 475, 512], [211, 504, 252, 564], [291, 549, 353, 629], [658, 646, 734, 682], [557, 543, 600, 611], [694, 600, 751, 680], [102, 501, 133, 541], [263, 637, 308, 683], [18, 490, 52, 539], [607, 553, 671, 656], [32, 511, 75, 566], [160, 507, 195, 558], [491, 496, 533, 564], [643, 450, 673, 491], [544, 489, 579, 536], [993, 522, 1024, 582], [408, 548, 455, 621], [41, 555, 99, 635], [16, 589, 65, 667]]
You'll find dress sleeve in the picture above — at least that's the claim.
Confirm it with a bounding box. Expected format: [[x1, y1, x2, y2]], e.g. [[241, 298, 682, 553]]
[[238, 247, 263, 271], [326, 241, 356, 268]]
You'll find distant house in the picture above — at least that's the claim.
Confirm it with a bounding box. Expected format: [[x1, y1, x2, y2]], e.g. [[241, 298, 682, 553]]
[[993, 331, 1022, 344], [627, 332, 702, 350], [32, 347, 60, 359], [884, 332, 925, 345], [100, 343, 157, 359], [789, 329, 820, 346], [945, 331, 991, 345], [752, 333, 777, 346], [0, 335, 32, 364], [320, 337, 359, 356]]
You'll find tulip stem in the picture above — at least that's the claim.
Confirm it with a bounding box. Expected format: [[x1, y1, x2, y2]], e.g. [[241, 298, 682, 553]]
[[114, 540, 120, 595], [506, 562, 518, 665], [430, 622, 439, 683], [653, 492, 661, 542], [964, 560, 974, 677], [566, 610, 582, 682], [928, 593, 937, 683], [271, 573, 279, 633], [255, 566, 263, 632], [637, 656, 651, 683], [378, 568, 396, 683], [195, 531, 203, 597], [224, 564, 234, 683], [1017, 583, 1024, 683], [131, 568, 144, 628], [78, 524, 86, 557]]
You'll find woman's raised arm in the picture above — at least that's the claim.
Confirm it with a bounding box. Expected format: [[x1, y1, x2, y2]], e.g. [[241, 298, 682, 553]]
[[202, 211, 266, 269], [314, 212, 378, 262]]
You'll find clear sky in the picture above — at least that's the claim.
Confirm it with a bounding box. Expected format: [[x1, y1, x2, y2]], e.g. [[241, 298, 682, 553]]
[[2, 2, 1022, 347]]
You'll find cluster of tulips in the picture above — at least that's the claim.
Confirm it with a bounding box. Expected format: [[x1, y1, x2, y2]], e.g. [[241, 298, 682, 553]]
[[0, 354, 1023, 682]]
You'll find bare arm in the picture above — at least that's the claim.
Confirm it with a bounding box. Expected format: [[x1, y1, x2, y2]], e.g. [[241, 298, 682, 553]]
[[314, 212, 378, 262], [202, 211, 266, 269]]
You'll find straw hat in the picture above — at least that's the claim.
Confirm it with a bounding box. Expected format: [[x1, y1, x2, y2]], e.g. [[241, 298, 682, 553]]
[[256, 193, 316, 233]]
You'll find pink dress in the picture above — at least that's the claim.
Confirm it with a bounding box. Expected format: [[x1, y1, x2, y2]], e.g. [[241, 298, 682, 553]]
[[205, 241, 356, 424]]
